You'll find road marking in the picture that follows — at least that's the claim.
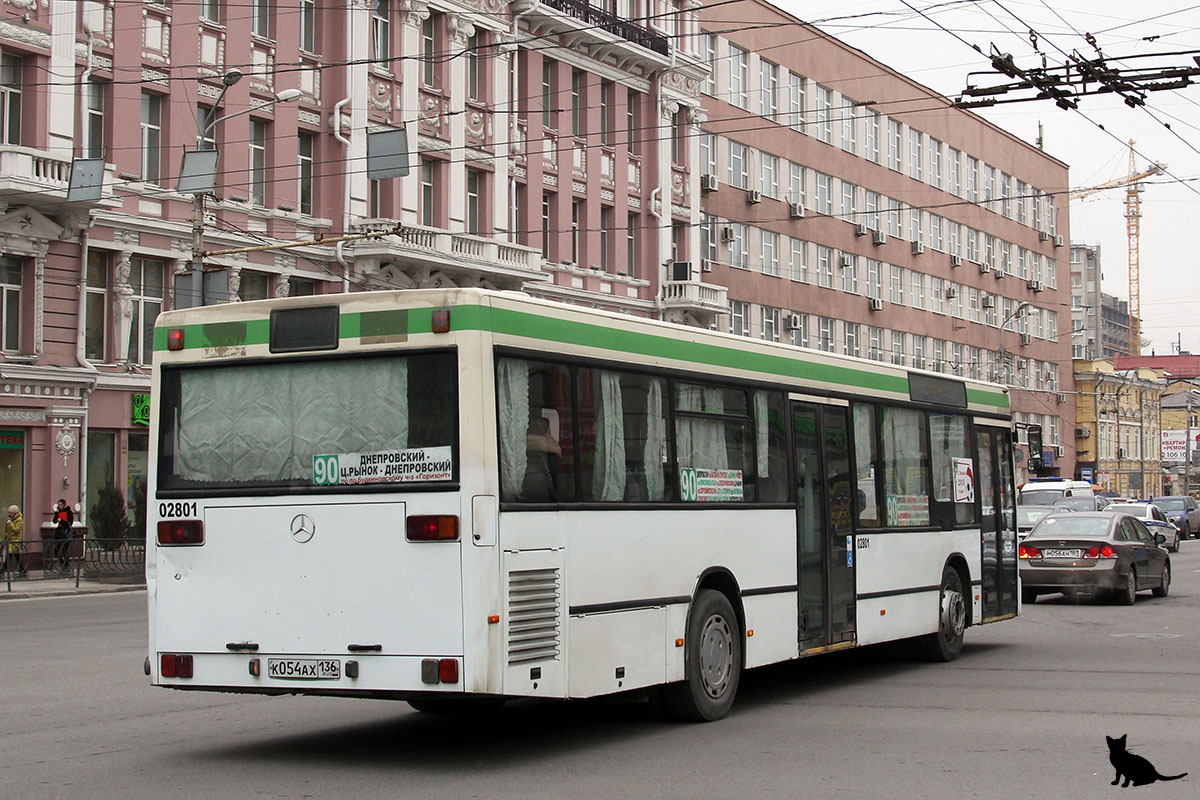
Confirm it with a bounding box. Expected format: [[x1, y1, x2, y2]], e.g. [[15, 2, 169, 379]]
[[1110, 633, 1181, 639]]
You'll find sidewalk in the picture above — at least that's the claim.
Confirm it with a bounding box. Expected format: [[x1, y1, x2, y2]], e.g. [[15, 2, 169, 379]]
[[0, 573, 145, 601]]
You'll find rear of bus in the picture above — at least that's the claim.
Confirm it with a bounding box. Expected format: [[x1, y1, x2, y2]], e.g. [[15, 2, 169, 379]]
[[147, 290, 489, 699]]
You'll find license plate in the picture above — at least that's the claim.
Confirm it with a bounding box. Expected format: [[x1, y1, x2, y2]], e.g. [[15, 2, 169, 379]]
[[267, 658, 341, 680], [1044, 548, 1083, 559]]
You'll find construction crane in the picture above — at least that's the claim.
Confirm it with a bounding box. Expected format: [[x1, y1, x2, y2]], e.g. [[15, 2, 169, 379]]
[[1068, 141, 1165, 355]]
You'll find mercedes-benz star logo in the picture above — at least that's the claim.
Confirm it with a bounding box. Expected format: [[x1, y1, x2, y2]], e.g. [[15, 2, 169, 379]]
[[291, 513, 316, 543]]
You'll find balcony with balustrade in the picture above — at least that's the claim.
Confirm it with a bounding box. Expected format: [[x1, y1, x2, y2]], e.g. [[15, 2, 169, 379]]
[[0, 146, 120, 212], [661, 269, 728, 327], [511, 0, 674, 75], [346, 221, 548, 289]]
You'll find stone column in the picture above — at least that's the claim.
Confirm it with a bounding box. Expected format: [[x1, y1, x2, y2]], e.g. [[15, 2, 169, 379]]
[[113, 250, 134, 363], [446, 13, 475, 233]]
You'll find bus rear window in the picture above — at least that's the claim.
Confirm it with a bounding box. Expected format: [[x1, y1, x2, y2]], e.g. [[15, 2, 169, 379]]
[[157, 352, 457, 493]]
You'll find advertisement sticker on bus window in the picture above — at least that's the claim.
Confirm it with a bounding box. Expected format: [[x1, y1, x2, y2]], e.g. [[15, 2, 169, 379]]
[[679, 468, 743, 502], [953, 458, 975, 504], [313, 446, 453, 486]]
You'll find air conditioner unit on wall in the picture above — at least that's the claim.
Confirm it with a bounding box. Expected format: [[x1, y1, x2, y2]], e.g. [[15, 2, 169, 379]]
[[1053, 445, 1065, 457], [911, 240, 925, 255], [1039, 230, 1050, 242], [950, 254, 963, 267], [1027, 279, 1044, 292], [872, 229, 887, 246], [700, 174, 719, 192], [747, 189, 763, 204], [1020, 332, 1032, 345], [1053, 234, 1064, 247], [1056, 393, 1067, 404], [701, 259, 713, 273], [840, 254, 852, 268], [869, 297, 884, 311], [1076, 427, 1090, 438], [855, 222, 869, 237], [946, 286, 958, 298], [982, 295, 995, 308], [789, 202, 805, 219], [785, 313, 803, 330], [979, 262, 992, 274], [720, 226, 736, 242]]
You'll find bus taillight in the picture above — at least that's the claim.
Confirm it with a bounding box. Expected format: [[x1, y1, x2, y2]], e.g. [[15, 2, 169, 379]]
[[157, 520, 204, 546], [407, 515, 459, 541], [160, 653, 193, 678], [167, 328, 185, 350]]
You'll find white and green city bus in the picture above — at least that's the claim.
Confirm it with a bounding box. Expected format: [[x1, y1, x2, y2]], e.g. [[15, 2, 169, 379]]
[[147, 288, 1018, 720]]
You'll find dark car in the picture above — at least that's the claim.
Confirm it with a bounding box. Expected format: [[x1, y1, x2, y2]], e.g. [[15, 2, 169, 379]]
[[1105, 502, 1181, 552], [1019, 512, 1170, 605], [1052, 495, 1111, 512], [1018, 505, 1070, 537], [1150, 496, 1200, 539]]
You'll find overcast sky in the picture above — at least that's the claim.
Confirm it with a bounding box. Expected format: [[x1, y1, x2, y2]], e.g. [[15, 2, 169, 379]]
[[773, 0, 1200, 355]]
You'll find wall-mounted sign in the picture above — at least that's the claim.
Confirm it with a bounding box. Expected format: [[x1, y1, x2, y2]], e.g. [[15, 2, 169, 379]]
[[132, 394, 150, 426], [0, 430, 24, 450]]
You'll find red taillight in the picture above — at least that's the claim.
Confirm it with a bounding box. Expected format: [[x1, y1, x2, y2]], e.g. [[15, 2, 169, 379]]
[[1083, 545, 1115, 559], [407, 515, 459, 541], [1019, 544, 1040, 559], [431, 308, 451, 333], [160, 653, 193, 678], [157, 520, 204, 546], [167, 328, 185, 351], [438, 658, 459, 684]]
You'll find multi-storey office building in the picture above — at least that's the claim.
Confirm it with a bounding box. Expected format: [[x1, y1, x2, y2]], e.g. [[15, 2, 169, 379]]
[[0, 0, 707, 542], [694, 0, 1074, 479], [1070, 242, 1133, 359]]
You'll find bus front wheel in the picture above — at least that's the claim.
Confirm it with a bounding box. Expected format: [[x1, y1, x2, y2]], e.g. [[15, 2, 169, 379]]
[[919, 565, 966, 662], [661, 589, 742, 722]]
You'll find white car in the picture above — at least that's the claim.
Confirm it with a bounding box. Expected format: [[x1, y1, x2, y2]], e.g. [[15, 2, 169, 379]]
[[1103, 502, 1181, 553]]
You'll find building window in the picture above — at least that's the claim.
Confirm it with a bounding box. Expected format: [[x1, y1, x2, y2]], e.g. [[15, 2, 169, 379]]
[[128, 258, 164, 365], [762, 306, 780, 342], [627, 88, 639, 154], [760, 59, 778, 120], [670, 109, 686, 166], [466, 33, 482, 102], [760, 154, 778, 198], [701, 33, 716, 95], [729, 223, 747, 268], [865, 109, 879, 163], [789, 163, 805, 207], [699, 133, 715, 176], [929, 139, 942, 188], [600, 206, 613, 271], [0, 256, 21, 352], [728, 141, 747, 189], [816, 246, 833, 288], [298, 132, 314, 215], [85, 251, 107, 361], [815, 172, 831, 215], [251, 0, 270, 38], [790, 313, 808, 348], [200, 0, 220, 24], [541, 194, 552, 258], [599, 81, 613, 145], [841, 253, 857, 293], [730, 300, 749, 336], [818, 317, 834, 352], [887, 118, 901, 171], [84, 80, 105, 159], [788, 71, 805, 132], [466, 169, 482, 235], [908, 128, 922, 180], [627, 212, 638, 277], [542, 60, 555, 129], [249, 119, 267, 206], [890, 265, 903, 304], [571, 200, 581, 264], [421, 16, 436, 85], [841, 97, 856, 153], [761, 232, 779, 276], [789, 237, 806, 282], [239, 270, 271, 301], [372, 1, 391, 62], [288, 278, 316, 296], [571, 70, 584, 136], [867, 259, 881, 300], [843, 322, 859, 357], [0, 53, 21, 145], [815, 84, 832, 143], [950, 148, 961, 196], [140, 92, 162, 184], [728, 45, 747, 109], [197, 103, 217, 150], [420, 158, 436, 227], [300, 0, 317, 52]]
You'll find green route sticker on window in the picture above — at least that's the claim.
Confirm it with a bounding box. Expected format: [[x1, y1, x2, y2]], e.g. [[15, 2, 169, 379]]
[[313, 447, 453, 486], [679, 467, 744, 502]]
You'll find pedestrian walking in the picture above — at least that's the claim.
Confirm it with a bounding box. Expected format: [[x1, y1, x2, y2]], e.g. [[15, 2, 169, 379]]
[[53, 499, 74, 574], [3, 505, 25, 577]]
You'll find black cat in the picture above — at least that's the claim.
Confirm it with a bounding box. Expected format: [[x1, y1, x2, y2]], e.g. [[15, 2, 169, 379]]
[[1107, 734, 1187, 787]]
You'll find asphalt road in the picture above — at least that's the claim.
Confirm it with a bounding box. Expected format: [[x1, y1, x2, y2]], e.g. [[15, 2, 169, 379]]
[[3, 547, 1198, 800]]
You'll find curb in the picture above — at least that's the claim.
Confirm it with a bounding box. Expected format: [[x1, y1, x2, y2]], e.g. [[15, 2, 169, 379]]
[[0, 584, 146, 601]]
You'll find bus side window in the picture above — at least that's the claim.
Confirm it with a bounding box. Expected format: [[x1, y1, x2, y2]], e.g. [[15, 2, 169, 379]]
[[497, 357, 575, 503], [755, 391, 789, 502], [578, 369, 671, 503], [853, 403, 880, 527]]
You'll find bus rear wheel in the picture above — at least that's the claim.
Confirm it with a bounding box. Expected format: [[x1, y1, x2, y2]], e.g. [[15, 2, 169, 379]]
[[918, 566, 966, 662], [661, 589, 742, 722]]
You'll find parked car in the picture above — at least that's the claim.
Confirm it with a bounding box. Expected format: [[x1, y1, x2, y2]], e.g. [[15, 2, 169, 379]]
[[1018, 505, 1071, 537], [1150, 496, 1200, 539], [1019, 512, 1171, 605], [1102, 502, 1181, 553], [1053, 495, 1112, 512]]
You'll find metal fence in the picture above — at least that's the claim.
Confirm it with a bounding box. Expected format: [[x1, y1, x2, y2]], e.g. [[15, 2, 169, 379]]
[[3, 538, 145, 592]]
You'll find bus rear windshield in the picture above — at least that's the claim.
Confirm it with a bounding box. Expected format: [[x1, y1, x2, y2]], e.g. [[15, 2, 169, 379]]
[[157, 352, 457, 493]]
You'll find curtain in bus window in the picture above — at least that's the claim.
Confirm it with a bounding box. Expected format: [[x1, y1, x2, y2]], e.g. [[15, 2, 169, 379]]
[[645, 379, 666, 501], [675, 383, 728, 470], [853, 403, 880, 527], [880, 406, 930, 526], [290, 359, 409, 471], [755, 391, 769, 478], [755, 391, 789, 502], [496, 358, 530, 500], [590, 370, 626, 501]]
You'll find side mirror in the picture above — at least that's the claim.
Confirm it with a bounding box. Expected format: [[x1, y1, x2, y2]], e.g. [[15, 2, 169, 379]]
[[1154, 533, 1166, 545]]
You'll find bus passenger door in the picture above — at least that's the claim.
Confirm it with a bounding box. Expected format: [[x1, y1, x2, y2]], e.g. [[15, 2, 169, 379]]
[[978, 426, 1017, 619], [792, 402, 856, 650]]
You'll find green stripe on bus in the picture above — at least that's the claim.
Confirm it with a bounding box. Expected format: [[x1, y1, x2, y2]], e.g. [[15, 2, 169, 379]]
[[153, 302, 1009, 411]]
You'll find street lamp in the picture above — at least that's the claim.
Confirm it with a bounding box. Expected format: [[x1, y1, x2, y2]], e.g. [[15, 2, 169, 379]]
[[994, 300, 1031, 384], [178, 71, 302, 307]]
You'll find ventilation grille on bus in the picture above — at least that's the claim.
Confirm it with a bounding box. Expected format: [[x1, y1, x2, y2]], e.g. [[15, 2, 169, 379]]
[[507, 568, 561, 666]]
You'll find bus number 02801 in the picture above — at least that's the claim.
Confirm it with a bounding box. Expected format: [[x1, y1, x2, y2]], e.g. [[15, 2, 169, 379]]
[[159, 502, 198, 518]]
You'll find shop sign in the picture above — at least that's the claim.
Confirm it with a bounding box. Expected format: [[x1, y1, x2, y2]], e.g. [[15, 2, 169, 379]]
[[132, 394, 150, 426], [0, 430, 24, 449]]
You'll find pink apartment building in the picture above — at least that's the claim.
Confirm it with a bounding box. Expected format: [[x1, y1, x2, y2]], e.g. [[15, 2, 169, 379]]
[[0, 0, 1072, 549]]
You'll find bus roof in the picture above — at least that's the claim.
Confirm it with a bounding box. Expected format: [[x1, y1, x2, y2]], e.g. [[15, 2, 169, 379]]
[[154, 288, 1010, 414]]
